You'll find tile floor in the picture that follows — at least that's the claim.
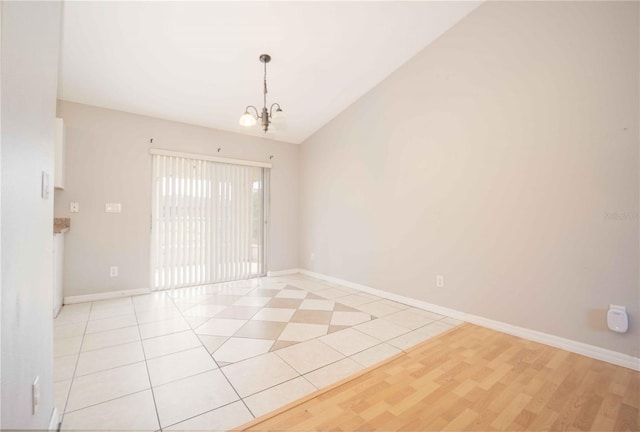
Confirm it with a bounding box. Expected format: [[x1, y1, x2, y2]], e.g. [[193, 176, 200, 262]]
[[54, 274, 462, 431]]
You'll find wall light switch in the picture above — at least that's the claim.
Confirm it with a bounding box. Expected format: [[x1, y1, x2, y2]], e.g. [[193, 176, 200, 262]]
[[105, 203, 122, 213], [41, 172, 49, 200], [32, 376, 40, 415], [70, 202, 79, 213]]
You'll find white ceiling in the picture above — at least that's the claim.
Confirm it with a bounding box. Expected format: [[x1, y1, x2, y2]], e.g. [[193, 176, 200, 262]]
[[59, 1, 481, 144]]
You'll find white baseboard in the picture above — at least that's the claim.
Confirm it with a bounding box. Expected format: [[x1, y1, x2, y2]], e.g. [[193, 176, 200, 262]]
[[298, 268, 640, 371], [266, 268, 300, 277], [299, 269, 465, 320], [64, 288, 150, 305], [49, 408, 59, 431], [466, 313, 640, 371]]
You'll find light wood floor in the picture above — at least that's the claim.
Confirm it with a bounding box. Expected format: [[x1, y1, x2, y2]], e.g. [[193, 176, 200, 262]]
[[238, 323, 639, 431]]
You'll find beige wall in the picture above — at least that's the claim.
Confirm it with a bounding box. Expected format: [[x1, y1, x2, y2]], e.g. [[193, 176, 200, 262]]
[[55, 101, 298, 297], [1, 1, 62, 428], [299, 1, 639, 357]]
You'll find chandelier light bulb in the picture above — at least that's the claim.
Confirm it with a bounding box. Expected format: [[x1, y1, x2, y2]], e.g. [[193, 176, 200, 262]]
[[239, 111, 257, 127], [271, 108, 287, 130], [272, 108, 285, 122]]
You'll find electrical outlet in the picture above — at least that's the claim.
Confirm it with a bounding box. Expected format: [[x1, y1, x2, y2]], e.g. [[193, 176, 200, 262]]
[[70, 202, 79, 213], [105, 203, 122, 213], [436, 275, 444, 288], [32, 376, 40, 415], [110, 266, 118, 277], [310, 252, 315, 261]]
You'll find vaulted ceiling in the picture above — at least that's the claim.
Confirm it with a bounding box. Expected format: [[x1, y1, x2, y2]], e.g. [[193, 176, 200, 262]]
[[58, 1, 481, 144]]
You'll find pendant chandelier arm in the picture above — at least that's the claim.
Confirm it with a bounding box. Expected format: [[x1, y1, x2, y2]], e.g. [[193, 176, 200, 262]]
[[245, 105, 261, 119], [269, 103, 282, 116]]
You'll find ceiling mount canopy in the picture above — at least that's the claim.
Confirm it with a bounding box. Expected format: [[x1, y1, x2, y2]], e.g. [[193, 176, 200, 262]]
[[259, 54, 271, 64], [239, 53, 286, 133]]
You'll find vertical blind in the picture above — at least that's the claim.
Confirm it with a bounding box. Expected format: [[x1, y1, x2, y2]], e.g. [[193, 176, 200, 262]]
[[151, 152, 268, 290]]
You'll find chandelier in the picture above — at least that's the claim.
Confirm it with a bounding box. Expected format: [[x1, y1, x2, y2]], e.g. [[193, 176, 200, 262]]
[[239, 54, 285, 133]]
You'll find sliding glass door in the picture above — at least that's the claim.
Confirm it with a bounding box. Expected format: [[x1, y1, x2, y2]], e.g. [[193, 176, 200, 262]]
[[150, 153, 268, 290]]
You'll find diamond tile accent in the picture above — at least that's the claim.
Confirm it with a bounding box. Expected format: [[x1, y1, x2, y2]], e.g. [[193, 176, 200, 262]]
[[276, 289, 308, 299], [290, 310, 333, 325], [333, 303, 361, 312], [328, 325, 351, 334], [234, 320, 287, 340], [251, 308, 296, 322], [299, 299, 335, 311], [265, 298, 304, 309], [279, 323, 329, 342], [197, 335, 228, 354], [55, 274, 464, 432], [270, 340, 298, 352]]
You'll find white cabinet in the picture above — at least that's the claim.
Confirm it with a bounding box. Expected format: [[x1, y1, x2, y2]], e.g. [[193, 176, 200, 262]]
[[53, 233, 64, 317], [54, 118, 65, 189]]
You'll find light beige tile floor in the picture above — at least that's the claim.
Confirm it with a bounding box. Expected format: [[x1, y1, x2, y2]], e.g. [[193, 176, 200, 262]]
[[54, 274, 461, 431]]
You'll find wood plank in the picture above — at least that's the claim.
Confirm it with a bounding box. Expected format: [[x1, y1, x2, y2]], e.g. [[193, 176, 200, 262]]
[[238, 323, 639, 432], [613, 403, 639, 431]]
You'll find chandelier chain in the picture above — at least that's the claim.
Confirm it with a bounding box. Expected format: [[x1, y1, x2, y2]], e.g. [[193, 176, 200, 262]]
[[263, 60, 268, 109]]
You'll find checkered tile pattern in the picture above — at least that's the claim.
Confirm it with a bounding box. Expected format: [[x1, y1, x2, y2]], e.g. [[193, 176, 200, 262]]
[[54, 273, 463, 430], [171, 280, 377, 365]]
